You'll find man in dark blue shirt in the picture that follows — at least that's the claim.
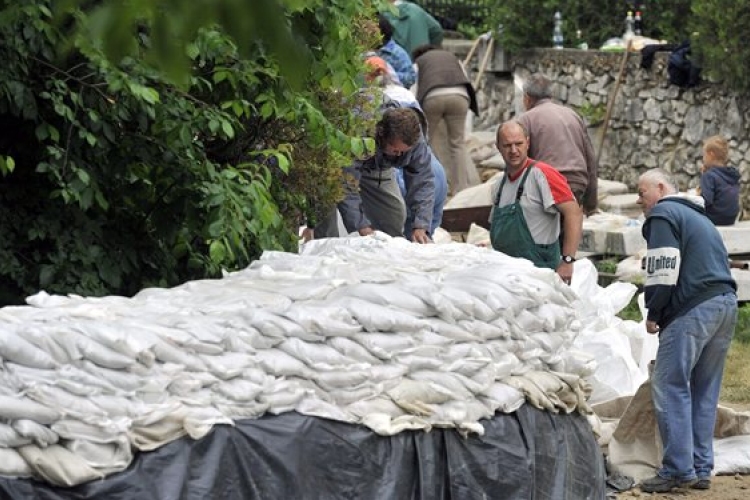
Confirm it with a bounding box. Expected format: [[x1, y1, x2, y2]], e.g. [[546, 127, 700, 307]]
[[636, 168, 737, 494]]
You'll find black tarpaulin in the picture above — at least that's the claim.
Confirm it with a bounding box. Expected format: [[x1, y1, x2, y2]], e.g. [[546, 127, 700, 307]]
[[0, 405, 606, 500]]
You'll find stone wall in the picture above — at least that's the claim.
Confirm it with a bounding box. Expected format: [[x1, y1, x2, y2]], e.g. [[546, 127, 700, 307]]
[[444, 40, 750, 214]]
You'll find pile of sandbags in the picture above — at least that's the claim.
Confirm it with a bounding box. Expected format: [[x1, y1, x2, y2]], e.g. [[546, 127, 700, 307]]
[[0, 234, 616, 486]]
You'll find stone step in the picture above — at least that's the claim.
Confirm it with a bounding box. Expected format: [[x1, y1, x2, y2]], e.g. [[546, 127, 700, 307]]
[[597, 193, 641, 219], [716, 221, 750, 255]]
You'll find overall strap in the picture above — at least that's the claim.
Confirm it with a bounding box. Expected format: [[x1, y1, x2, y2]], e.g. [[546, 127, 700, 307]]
[[494, 161, 537, 206]]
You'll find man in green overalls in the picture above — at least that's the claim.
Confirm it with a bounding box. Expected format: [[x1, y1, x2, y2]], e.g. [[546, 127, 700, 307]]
[[490, 121, 583, 284]]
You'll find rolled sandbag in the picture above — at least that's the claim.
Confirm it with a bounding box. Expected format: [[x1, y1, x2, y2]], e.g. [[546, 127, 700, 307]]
[[0, 395, 61, 425], [18, 444, 104, 486]]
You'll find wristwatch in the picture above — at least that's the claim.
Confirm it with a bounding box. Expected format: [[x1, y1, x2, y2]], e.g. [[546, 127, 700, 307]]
[[561, 255, 576, 264]]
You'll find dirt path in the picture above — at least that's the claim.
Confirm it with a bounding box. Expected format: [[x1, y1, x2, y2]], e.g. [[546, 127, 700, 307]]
[[616, 474, 749, 499]]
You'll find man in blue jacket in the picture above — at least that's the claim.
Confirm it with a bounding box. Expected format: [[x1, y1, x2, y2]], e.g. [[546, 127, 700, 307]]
[[636, 168, 737, 494]]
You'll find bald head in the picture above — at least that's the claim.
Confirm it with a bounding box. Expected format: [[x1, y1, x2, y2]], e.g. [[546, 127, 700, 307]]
[[496, 120, 530, 173]]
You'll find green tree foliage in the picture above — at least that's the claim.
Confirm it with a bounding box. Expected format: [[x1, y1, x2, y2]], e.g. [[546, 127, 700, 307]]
[[0, 0, 379, 304], [690, 2, 750, 93]]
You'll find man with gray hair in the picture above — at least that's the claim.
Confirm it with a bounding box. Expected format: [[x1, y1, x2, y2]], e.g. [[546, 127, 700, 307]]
[[636, 168, 737, 493], [517, 73, 599, 214]]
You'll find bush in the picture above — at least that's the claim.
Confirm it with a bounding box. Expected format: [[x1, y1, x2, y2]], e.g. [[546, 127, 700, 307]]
[[689, 1, 750, 93], [0, 1, 378, 304]]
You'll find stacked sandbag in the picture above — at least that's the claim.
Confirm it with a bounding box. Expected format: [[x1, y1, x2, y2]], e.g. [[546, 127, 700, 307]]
[[0, 233, 598, 486]]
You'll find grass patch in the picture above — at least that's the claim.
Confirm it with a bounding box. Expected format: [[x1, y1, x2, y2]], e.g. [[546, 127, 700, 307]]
[[594, 258, 619, 274], [721, 340, 750, 404], [613, 297, 750, 404], [617, 295, 642, 322], [735, 303, 750, 343]]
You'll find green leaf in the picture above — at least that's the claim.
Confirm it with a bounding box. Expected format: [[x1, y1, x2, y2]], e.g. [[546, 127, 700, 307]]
[[39, 265, 56, 288], [221, 120, 234, 139], [351, 137, 365, 157], [274, 152, 290, 173], [209, 239, 227, 263], [0, 156, 16, 176], [76, 169, 91, 185]]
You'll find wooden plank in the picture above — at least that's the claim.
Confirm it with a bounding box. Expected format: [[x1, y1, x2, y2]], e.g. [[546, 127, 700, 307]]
[[441, 205, 492, 233]]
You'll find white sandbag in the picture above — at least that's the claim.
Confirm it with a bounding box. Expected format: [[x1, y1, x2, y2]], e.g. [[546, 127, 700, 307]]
[[361, 413, 431, 436], [128, 403, 189, 451], [352, 332, 416, 360], [327, 337, 381, 364], [240, 273, 342, 302], [182, 407, 234, 440], [328, 384, 383, 406], [88, 395, 139, 418], [457, 319, 508, 340], [167, 376, 205, 397], [214, 401, 270, 420], [278, 338, 365, 370], [171, 316, 229, 345], [443, 277, 534, 314], [0, 327, 58, 369], [387, 379, 455, 414], [26, 384, 108, 421], [481, 383, 526, 413], [15, 324, 72, 364], [61, 330, 135, 369], [138, 322, 223, 355], [152, 338, 208, 371], [574, 327, 646, 405], [258, 385, 306, 414], [12, 419, 59, 448], [281, 303, 362, 337], [199, 352, 254, 380], [429, 399, 492, 430], [0, 422, 33, 447], [415, 330, 454, 347], [335, 297, 427, 333], [73, 321, 158, 366], [78, 360, 145, 393], [18, 444, 104, 486], [314, 369, 371, 390], [243, 309, 323, 342], [4, 362, 59, 388], [395, 352, 443, 371], [408, 371, 473, 400], [421, 318, 481, 342], [253, 349, 313, 378], [0, 394, 62, 425], [0, 447, 32, 477], [329, 283, 434, 317], [443, 354, 492, 377], [66, 438, 132, 472], [436, 286, 496, 322], [214, 378, 264, 402], [233, 326, 283, 350], [295, 398, 355, 423], [714, 435, 750, 474]]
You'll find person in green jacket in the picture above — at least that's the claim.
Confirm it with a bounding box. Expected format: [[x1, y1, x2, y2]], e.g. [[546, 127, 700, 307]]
[[383, 0, 443, 56]]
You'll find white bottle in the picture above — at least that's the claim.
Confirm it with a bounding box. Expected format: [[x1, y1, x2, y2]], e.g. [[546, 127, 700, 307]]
[[553, 11, 564, 49], [624, 11, 635, 41]]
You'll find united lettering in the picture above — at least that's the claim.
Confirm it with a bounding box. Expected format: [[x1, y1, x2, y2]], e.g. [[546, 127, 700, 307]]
[[646, 255, 678, 274]]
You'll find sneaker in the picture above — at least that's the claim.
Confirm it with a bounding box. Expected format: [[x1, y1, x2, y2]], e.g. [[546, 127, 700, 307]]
[[639, 475, 698, 493], [691, 478, 711, 490]]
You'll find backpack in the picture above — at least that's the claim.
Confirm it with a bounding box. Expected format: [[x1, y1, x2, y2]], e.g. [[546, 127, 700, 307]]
[[668, 41, 701, 88]]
